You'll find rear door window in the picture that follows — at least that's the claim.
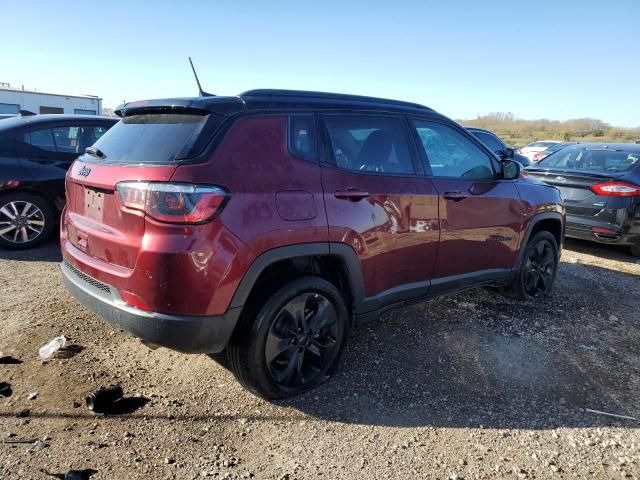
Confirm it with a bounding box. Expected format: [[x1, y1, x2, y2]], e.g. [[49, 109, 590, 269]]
[[52, 126, 96, 154], [324, 115, 414, 174], [89, 113, 215, 163], [24, 129, 56, 151], [92, 125, 110, 142]]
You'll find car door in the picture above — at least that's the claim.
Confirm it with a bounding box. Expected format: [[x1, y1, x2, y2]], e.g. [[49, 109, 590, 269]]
[[319, 113, 440, 310], [410, 118, 523, 291]]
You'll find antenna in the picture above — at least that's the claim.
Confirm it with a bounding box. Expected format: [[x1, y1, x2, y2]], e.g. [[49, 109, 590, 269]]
[[188, 57, 214, 97]]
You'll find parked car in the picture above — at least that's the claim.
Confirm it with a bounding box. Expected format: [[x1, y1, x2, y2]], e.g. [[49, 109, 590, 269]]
[[531, 142, 576, 163], [525, 143, 640, 256], [0, 114, 118, 249], [520, 140, 562, 162], [466, 127, 531, 166], [60, 89, 564, 399]]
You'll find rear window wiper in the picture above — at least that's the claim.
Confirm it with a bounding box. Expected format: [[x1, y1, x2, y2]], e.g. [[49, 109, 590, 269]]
[[85, 147, 106, 159]]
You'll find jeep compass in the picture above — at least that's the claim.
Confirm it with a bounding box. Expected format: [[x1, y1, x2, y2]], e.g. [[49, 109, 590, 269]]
[[60, 90, 564, 399]]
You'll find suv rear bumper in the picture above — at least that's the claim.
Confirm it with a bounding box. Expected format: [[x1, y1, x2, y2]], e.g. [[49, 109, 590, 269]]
[[61, 261, 241, 353]]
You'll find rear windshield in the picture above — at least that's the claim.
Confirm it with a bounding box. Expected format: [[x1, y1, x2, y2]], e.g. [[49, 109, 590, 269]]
[[88, 113, 211, 163], [539, 148, 640, 173]]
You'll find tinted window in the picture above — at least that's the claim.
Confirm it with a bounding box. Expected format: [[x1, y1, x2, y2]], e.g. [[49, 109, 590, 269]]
[[473, 131, 503, 152], [89, 113, 210, 163], [289, 115, 317, 160], [53, 126, 96, 153], [93, 125, 110, 142], [539, 148, 640, 173], [324, 115, 414, 174], [413, 121, 495, 179], [24, 129, 56, 151]]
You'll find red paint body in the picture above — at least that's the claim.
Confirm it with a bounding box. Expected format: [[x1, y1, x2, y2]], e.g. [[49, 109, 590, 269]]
[[61, 113, 563, 320]]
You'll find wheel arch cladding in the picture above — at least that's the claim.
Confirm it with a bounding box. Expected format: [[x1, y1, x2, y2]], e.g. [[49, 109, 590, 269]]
[[227, 242, 366, 320], [516, 212, 564, 270]]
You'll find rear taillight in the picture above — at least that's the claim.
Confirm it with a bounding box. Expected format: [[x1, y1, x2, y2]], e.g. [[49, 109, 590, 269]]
[[591, 181, 640, 197], [116, 182, 228, 224], [0, 180, 20, 189]]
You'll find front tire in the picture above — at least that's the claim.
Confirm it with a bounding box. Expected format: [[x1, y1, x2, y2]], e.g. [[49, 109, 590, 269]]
[[0, 193, 55, 250], [226, 276, 348, 400], [503, 231, 559, 301], [630, 245, 640, 258]]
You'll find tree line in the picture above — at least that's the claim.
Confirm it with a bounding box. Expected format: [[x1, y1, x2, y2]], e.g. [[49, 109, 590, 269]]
[[461, 112, 640, 148]]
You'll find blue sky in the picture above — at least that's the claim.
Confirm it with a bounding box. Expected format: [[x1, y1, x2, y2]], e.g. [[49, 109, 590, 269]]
[[2, 0, 639, 126]]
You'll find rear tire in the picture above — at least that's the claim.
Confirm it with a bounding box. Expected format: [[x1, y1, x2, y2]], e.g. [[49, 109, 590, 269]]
[[502, 231, 559, 301], [0, 193, 55, 250], [630, 245, 640, 258], [226, 276, 348, 400]]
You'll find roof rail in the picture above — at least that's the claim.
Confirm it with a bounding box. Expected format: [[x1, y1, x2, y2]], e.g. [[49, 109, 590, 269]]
[[240, 89, 431, 111]]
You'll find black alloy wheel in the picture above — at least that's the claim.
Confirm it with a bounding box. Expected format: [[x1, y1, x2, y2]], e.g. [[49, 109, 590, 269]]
[[523, 238, 556, 297], [265, 292, 339, 389], [502, 230, 559, 301], [226, 276, 348, 400]]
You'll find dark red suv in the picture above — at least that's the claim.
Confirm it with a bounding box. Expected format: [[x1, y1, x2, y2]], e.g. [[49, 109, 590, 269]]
[[60, 90, 564, 399]]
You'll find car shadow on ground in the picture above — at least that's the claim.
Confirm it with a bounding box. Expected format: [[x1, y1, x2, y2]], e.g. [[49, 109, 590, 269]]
[[0, 238, 62, 262], [564, 237, 638, 265], [283, 262, 640, 430]]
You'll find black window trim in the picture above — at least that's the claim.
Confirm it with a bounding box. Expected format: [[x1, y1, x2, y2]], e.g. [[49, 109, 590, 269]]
[[408, 115, 503, 181], [317, 111, 424, 178]]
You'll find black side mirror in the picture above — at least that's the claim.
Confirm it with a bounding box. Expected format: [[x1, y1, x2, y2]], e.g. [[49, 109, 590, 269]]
[[502, 159, 521, 180], [503, 147, 515, 159], [496, 148, 515, 159]]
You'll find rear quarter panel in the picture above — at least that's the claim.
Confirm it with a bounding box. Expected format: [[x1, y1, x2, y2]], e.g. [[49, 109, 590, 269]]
[[171, 115, 328, 254]]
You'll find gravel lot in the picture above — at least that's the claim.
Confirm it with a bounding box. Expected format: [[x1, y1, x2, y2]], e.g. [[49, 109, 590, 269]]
[[1, 239, 639, 479]]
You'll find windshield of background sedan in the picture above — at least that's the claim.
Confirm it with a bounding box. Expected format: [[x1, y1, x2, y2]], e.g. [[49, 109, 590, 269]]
[[538, 148, 640, 173]]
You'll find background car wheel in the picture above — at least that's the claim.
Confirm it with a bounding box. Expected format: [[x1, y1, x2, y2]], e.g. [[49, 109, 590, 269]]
[[0, 193, 55, 250], [226, 276, 348, 400], [630, 245, 640, 258], [502, 231, 559, 301]]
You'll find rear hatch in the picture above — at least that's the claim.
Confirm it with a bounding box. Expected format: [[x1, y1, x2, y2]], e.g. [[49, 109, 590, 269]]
[[65, 107, 226, 269], [525, 146, 640, 224]]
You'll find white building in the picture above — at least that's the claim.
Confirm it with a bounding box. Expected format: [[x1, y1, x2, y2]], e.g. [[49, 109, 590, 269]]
[[0, 83, 102, 117]]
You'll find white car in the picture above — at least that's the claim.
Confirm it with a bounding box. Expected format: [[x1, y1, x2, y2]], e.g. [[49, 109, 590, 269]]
[[520, 140, 562, 161]]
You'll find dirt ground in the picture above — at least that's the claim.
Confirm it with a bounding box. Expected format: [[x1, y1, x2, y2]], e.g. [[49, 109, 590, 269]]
[[1, 238, 639, 479]]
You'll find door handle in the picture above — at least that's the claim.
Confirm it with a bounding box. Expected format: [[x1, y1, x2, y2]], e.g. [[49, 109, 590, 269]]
[[443, 191, 469, 201], [334, 189, 370, 201]]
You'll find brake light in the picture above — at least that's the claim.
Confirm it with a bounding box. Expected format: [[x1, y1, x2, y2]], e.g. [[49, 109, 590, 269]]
[[116, 182, 228, 224], [591, 181, 640, 197], [0, 180, 20, 189]]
